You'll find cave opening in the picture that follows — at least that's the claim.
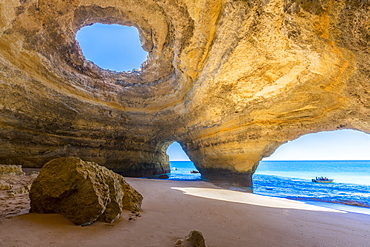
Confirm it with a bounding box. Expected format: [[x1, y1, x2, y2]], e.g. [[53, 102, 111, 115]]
[[166, 142, 201, 180], [262, 129, 370, 163], [76, 23, 148, 72], [253, 129, 370, 212]]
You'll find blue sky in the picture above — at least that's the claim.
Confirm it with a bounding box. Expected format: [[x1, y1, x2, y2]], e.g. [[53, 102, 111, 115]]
[[76, 24, 370, 161], [166, 142, 191, 161], [167, 129, 370, 161], [76, 23, 147, 71], [263, 129, 370, 161]]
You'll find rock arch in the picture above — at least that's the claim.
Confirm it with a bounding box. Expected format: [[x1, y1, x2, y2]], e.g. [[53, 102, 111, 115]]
[[0, 0, 370, 186]]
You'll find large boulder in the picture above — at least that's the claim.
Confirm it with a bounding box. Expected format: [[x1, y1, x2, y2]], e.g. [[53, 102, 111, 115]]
[[29, 157, 143, 226]]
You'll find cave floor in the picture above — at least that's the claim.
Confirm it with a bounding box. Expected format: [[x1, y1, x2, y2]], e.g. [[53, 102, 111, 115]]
[[0, 178, 369, 247]]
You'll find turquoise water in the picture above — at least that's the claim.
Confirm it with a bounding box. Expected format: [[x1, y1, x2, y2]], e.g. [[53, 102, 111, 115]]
[[253, 160, 370, 210], [256, 160, 370, 185], [168, 160, 370, 212], [168, 161, 202, 181]]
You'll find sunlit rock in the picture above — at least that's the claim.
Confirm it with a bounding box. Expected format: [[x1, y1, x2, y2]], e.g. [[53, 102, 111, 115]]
[[0, 181, 13, 191], [29, 157, 143, 225], [0, 1, 369, 186], [0, 165, 25, 176]]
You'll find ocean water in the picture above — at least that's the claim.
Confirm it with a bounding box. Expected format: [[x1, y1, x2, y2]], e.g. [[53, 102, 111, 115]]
[[168, 161, 202, 181], [168, 160, 370, 212]]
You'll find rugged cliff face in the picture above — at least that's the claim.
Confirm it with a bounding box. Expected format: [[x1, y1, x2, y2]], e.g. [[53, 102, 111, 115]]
[[0, 0, 369, 186]]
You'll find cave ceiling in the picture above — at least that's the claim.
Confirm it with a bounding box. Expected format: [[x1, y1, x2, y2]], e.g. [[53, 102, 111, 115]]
[[0, 0, 369, 186]]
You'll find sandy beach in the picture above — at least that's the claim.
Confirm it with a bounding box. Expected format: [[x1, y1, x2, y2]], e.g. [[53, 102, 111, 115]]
[[1, 177, 369, 247]]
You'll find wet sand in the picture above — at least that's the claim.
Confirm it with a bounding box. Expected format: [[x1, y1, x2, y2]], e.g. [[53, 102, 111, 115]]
[[1, 178, 369, 246]]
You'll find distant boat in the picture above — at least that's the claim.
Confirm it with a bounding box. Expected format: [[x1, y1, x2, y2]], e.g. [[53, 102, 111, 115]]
[[190, 170, 200, 174], [312, 177, 334, 183]]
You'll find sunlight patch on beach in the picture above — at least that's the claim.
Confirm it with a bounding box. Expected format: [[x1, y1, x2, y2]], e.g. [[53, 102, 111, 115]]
[[171, 187, 346, 213]]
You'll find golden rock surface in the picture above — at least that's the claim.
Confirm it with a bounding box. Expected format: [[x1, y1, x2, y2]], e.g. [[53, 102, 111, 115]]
[[29, 157, 143, 225], [0, 0, 369, 186]]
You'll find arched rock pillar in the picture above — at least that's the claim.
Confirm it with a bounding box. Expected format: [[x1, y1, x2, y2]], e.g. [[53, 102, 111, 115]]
[[184, 136, 282, 187]]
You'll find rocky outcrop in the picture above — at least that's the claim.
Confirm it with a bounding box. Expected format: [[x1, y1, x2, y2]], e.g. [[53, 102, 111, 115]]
[[29, 157, 143, 225], [0, 167, 37, 218], [0, 165, 25, 176], [1, 1, 370, 186], [175, 230, 208, 247]]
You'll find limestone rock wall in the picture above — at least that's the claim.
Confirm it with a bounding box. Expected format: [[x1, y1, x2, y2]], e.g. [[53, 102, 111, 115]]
[[0, 0, 369, 186]]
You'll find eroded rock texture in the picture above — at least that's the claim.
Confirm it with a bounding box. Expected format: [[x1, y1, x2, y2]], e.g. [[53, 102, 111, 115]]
[[175, 230, 208, 247], [0, 164, 25, 175], [0, 0, 370, 186], [29, 157, 143, 225], [0, 165, 37, 218]]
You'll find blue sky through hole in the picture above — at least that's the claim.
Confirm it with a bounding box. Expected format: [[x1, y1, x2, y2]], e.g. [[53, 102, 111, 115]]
[[166, 130, 370, 161], [76, 24, 370, 161], [167, 142, 191, 161], [76, 23, 147, 72]]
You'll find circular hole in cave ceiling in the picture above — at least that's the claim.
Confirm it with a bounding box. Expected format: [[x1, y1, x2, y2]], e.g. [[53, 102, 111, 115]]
[[76, 23, 148, 72]]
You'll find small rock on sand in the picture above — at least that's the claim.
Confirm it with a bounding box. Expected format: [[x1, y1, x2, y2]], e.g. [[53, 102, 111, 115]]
[[175, 230, 208, 247]]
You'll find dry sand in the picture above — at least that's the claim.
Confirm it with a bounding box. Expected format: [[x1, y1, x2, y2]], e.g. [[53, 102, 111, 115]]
[[1, 177, 370, 247]]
